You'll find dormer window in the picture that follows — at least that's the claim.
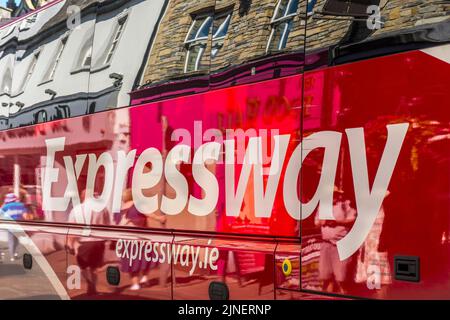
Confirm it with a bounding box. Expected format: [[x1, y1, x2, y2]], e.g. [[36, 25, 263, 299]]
[[307, 0, 318, 16], [72, 29, 94, 73], [42, 35, 68, 82], [104, 15, 127, 65], [34, 110, 48, 124], [82, 46, 92, 67], [19, 49, 41, 93], [211, 13, 232, 58]]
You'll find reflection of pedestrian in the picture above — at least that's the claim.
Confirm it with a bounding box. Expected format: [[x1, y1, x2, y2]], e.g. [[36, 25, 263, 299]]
[[118, 189, 166, 291], [0, 193, 28, 261], [67, 190, 110, 296], [355, 204, 391, 297], [315, 187, 356, 294], [119, 189, 150, 290], [19, 185, 36, 221]]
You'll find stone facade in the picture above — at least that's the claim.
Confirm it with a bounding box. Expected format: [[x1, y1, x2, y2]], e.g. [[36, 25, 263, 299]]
[[141, 0, 449, 86], [141, 0, 306, 86], [142, 0, 215, 86]]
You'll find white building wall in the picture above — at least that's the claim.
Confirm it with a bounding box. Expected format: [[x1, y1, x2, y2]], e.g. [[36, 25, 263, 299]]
[[88, 0, 166, 109], [0, 51, 14, 117], [16, 0, 66, 42], [9, 9, 96, 116]]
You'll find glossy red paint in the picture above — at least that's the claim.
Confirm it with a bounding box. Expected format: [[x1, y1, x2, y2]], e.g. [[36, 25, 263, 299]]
[[301, 49, 450, 299]]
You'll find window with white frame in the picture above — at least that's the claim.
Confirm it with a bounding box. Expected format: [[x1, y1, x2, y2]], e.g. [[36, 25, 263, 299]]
[[104, 16, 127, 65], [184, 14, 213, 73], [211, 13, 232, 58], [266, 0, 299, 53], [20, 50, 41, 93], [43, 36, 68, 82], [1, 68, 12, 95], [72, 30, 94, 73], [82, 45, 92, 68]]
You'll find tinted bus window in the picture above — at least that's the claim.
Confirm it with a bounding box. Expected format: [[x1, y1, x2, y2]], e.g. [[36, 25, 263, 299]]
[[301, 0, 450, 299]]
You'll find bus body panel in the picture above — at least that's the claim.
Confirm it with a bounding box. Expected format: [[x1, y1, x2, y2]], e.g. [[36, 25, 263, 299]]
[[0, 0, 448, 300]]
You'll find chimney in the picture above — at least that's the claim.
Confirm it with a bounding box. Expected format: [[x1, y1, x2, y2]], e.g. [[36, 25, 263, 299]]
[[6, 0, 17, 11]]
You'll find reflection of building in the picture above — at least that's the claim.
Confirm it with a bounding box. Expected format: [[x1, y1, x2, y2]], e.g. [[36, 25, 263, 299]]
[[0, 0, 167, 130], [1, 0, 96, 129], [132, 0, 305, 103], [306, 0, 450, 53], [87, 0, 167, 114], [12, 0, 49, 18]]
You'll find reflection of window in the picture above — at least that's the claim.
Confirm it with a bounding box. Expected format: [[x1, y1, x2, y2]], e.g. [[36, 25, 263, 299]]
[[88, 102, 96, 114], [307, 0, 317, 16], [1, 68, 12, 95], [72, 30, 94, 73], [104, 16, 127, 65], [184, 14, 213, 72], [266, 0, 299, 53], [19, 13, 38, 31], [184, 11, 232, 72], [20, 50, 41, 93], [211, 13, 232, 58], [82, 46, 92, 67], [43, 36, 68, 82], [55, 105, 70, 119], [34, 110, 47, 124]]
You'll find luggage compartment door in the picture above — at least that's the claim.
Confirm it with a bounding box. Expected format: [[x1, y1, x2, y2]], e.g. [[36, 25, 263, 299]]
[[172, 235, 276, 300], [66, 226, 173, 300], [0, 222, 69, 300]]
